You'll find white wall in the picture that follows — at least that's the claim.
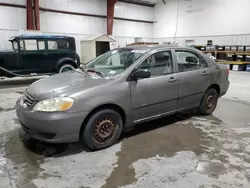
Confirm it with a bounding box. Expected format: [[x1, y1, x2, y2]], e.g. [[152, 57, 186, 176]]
[[40, 0, 153, 38], [0, 0, 26, 50], [154, 0, 250, 38], [40, 0, 107, 36], [0, 0, 154, 51], [113, 2, 153, 38], [114, 2, 153, 22], [39, 0, 154, 54], [0, 0, 26, 30]]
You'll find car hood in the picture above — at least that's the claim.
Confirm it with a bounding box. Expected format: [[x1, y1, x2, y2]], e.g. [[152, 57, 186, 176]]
[[27, 71, 111, 100]]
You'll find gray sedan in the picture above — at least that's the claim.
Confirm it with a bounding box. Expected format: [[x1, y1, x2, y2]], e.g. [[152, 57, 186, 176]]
[[16, 45, 230, 150]]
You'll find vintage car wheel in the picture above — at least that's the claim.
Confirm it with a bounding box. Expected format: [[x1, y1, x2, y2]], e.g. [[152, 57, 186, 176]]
[[82, 109, 123, 150], [199, 88, 218, 115], [58, 64, 75, 73]]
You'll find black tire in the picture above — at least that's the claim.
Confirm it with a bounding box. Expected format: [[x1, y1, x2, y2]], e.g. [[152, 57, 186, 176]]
[[199, 88, 218, 115], [81, 109, 123, 150], [58, 64, 75, 73], [76, 53, 81, 66]]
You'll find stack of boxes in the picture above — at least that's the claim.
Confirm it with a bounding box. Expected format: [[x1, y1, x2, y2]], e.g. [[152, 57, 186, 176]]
[[193, 44, 250, 72], [217, 46, 226, 59], [246, 47, 250, 71]]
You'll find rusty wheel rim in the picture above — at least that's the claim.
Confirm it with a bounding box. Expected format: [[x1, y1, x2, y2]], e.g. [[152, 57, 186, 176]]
[[93, 116, 117, 143], [205, 93, 216, 111]]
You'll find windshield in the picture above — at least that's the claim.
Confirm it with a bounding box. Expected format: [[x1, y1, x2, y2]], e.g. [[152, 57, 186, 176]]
[[85, 48, 149, 77]]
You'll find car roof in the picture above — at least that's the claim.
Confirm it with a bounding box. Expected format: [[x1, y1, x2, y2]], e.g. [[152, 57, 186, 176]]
[[117, 45, 189, 51], [10, 34, 74, 40]]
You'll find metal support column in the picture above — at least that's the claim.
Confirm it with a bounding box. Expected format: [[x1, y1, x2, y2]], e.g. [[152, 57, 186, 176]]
[[26, 0, 40, 30], [107, 0, 117, 35], [34, 0, 40, 30], [26, 0, 34, 30]]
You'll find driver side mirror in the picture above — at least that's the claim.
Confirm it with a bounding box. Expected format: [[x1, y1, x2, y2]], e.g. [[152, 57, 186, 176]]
[[133, 69, 151, 80]]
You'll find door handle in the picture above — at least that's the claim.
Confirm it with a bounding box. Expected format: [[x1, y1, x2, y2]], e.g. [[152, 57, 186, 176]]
[[44, 53, 48, 55], [169, 77, 177, 83], [202, 71, 208, 76]]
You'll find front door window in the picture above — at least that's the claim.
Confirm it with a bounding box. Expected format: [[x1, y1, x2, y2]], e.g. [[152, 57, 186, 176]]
[[12, 41, 18, 51], [138, 51, 174, 78], [19, 39, 46, 51]]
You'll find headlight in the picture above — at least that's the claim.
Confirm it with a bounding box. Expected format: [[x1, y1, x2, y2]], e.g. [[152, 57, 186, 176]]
[[33, 97, 74, 112]]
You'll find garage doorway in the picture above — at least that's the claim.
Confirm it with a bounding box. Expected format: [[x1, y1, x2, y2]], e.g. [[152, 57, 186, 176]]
[[96, 41, 110, 57]]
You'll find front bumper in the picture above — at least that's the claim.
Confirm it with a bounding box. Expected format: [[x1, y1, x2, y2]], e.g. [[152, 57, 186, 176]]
[[16, 97, 89, 143]]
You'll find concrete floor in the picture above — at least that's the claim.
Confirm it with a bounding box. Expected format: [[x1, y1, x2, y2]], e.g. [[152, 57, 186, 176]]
[[0, 71, 250, 188]]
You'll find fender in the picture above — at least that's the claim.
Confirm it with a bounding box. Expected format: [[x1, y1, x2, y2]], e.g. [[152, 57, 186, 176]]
[[56, 57, 78, 70]]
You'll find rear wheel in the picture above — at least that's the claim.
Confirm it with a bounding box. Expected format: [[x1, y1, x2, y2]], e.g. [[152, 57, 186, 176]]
[[58, 64, 75, 73], [81, 109, 123, 150], [76, 53, 81, 65], [198, 88, 218, 115]]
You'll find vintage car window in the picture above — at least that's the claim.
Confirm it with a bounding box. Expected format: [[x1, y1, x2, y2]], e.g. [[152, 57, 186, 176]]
[[24, 40, 38, 51], [48, 41, 58, 50], [38, 40, 45, 50], [19, 40, 25, 50], [176, 51, 208, 72], [138, 51, 173, 77], [48, 40, 69, 50], [12, 41, 18, 51], [86, 49, 148, 76]]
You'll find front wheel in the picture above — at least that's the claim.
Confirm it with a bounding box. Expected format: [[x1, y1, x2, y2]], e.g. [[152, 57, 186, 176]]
[[198, 88, 218, 115], [58, 64, 75, 73], [81, 109, 123, 150]]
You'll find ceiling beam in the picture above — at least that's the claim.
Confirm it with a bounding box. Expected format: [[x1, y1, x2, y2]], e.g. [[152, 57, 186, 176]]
[[118, 0, 155, 7], [0, 2, 154, 25]]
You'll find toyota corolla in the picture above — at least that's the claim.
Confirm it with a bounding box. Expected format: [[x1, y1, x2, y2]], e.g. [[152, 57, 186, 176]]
[[16, 45, 230, 150]]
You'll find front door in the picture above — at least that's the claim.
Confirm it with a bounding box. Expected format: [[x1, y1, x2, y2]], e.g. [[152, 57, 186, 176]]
[[18, 39, 47, 74], [174, 50, 211, 109], [130, 50, 179, 123]]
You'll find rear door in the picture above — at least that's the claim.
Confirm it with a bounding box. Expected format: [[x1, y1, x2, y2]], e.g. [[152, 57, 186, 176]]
[[130, 50, 179, 122], [43, 39, 75, 72], [174, 50, 211, 109]]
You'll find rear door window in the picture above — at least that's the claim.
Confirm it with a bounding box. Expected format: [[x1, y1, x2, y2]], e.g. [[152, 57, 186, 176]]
[[37, 40, 45, 50], [175, 50, 208, 72], [48, 40, 69, 50]]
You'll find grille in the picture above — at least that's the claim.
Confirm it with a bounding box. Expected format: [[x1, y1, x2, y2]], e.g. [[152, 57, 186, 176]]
[[23, 91, 35, 107]]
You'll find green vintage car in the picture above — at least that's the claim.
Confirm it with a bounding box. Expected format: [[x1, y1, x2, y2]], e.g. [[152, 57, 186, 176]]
[[0, 35, 80, 78]]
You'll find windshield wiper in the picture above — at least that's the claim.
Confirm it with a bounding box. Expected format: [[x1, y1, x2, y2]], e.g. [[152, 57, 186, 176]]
[[85, 68, 106, 77], [79, 65, 88, 73]]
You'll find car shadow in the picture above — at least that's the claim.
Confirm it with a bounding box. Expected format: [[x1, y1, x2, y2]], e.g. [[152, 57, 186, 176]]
[[20, 110, 197, 158], [121, 112, 195, 139]]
